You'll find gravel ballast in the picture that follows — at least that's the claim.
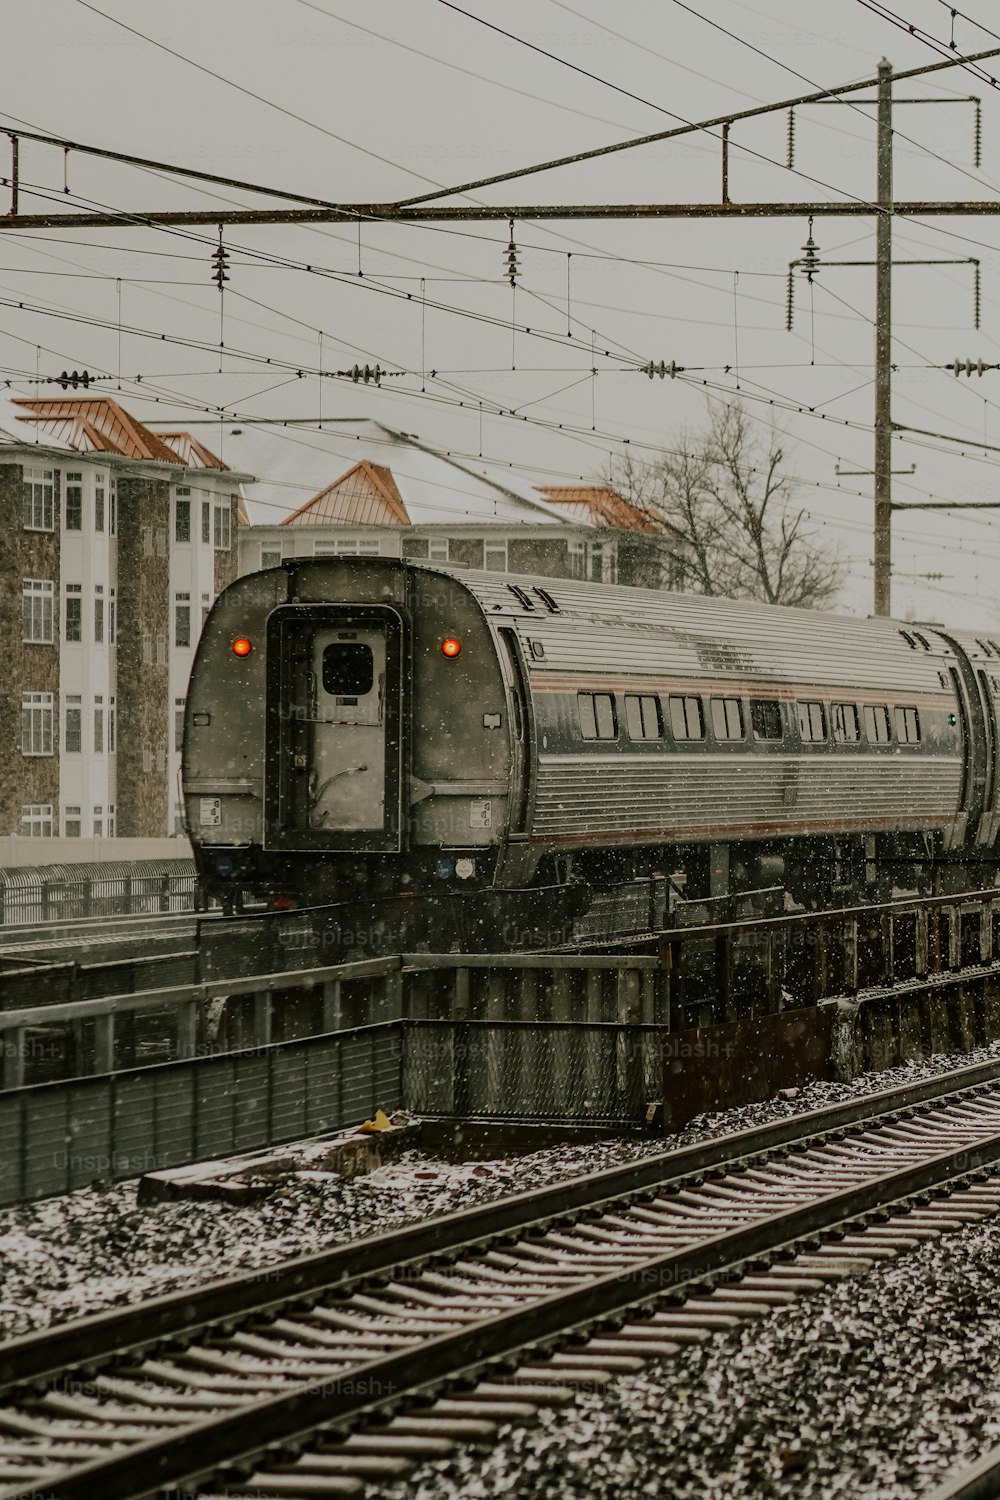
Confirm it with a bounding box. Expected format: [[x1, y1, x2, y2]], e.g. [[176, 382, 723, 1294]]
[[383, 1215, 1000, 1500], [1, 1039, 999, 1346]]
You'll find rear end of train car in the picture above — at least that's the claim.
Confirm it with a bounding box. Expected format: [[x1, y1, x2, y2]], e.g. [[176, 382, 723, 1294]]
[[182, 558, 519, 927]]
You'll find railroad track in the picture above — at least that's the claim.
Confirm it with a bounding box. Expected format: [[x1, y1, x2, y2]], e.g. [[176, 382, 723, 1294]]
[[6, 1062, 1000, 1500]]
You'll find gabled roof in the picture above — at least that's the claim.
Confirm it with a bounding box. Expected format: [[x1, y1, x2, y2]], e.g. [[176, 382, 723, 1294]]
[[270, 421, 583, 529], [10, 397, 229, 469], [283, 460, 410, 527], [536, 485, 676, 537], [157, 431, 229, 470]]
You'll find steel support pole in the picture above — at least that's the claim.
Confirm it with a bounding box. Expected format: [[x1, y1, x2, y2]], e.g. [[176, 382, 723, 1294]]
[[874, 59, 894, 617]]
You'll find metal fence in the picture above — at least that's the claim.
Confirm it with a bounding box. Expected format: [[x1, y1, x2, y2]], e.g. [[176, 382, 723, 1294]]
[[0, 861, 199, 925], [0, 1021, 401, 1207], [402, 1018, 656, 1124]]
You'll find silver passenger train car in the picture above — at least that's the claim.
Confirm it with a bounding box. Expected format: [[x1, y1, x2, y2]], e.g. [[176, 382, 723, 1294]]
[[183, 558, 1000, 933]]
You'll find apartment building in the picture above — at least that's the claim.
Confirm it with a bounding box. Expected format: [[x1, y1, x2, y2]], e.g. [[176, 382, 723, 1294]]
[[0, 396, 249, 840]]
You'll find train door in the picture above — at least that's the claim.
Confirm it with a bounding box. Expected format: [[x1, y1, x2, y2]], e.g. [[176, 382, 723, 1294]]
[[498, 628, 530, 832], [265, 604, 404, 851]]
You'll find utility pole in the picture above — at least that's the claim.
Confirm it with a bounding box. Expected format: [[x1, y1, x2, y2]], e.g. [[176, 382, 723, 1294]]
[[874, 59, 894, 617]]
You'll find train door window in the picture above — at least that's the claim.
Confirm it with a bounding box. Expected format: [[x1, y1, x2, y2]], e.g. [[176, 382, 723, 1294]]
[[912, 632, 931, 651], [894, 706, 921, 743], [668, 695, 705, 741], [832, 703, 860, 743], [710, 697, 744, 741], [797, 701, 827, 742], [578, 692, 617, 740], [750, 700, 783, 740], [625, 694, 662, 740], [863, 704, 891, 743], [322, 642, 374, 697]]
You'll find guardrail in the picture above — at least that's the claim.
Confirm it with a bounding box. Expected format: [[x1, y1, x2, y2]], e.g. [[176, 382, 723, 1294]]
[[0, 862, 201, 925]]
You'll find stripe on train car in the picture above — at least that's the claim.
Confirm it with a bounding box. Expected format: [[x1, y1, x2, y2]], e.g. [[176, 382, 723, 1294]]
[[527, 676, 951, 708], [526, 814, 960, 844]]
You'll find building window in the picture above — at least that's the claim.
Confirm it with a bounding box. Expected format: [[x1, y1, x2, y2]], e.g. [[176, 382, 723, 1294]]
[[428, 537, 449, 562], [750, 700, 783, 740], [154, 527, 167, 558], [94, 695, 104, 754], [107, 804, 115, 837], [143, 525, 154, 557], [201, 592, 211, 627], [175, 697, 185, 751], [21, 693, 53, 755], [109, 475, 116, 535], [94, 477, 105, 532], [624, 694, 662, 741], [213, 501, 232, 550], [109, 587, 116, 644], [64, 585, 82, 642], [63, 805, 81, 838], [711, 697, 745, 741], [894, 706, 921, 743], [93, 804, 103, 838], [864, 704, 891, 744], [668, 695, 705, 741], [94, 584, 104, 644], [20, 804, 53, 837], [568, 540, 586, 580], [261, 545, 283, 569], [22, 578, 54, 644], [202, 500, 211, 544], [175, 592, 191, 648], [64, 695, 82, 753], [143, 741, 153, 774], [798, 701, 827, 742], [175, 491, 191, 543], [484, 541, 508, 572], [577, 692, 617, 740], [155, 634, 167, 665], [833, 703, 860, 743], [109, 696, 116, 754], [22, 467, 54, 531], [65, 472, 83, 531]]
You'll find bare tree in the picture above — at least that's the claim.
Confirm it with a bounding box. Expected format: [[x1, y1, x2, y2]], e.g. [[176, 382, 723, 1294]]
[[608, 401, 844, 608]]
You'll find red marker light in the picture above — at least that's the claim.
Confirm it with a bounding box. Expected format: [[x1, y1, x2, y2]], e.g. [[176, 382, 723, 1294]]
[[232, 637, 253, 658], [441, 637, 462, 658]]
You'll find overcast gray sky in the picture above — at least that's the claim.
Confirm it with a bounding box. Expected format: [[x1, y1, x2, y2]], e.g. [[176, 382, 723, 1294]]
[[5, 0, 1000, 624]]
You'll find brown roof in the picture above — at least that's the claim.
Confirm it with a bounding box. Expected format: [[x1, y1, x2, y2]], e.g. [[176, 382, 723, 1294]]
[[282, 460, 410, 527], [157, 431, 229, 470], [12, 396, 189, 464], [536, 485, 674, 537]]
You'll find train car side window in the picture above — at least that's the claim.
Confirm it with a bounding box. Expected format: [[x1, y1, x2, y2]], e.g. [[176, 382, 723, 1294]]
[[797, 701, 827, 742], [832, 703, 860, 743], [863, 704, 892, 743], [894, 706, 921, 743], [625, 694, 662, 740], [578, 692, 617, 740], [750, 700, 783, 740], [710, 697, 744, 741], [668, 695, 705, 741]]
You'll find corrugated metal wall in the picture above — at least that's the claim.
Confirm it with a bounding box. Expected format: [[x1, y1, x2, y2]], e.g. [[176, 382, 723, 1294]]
[[0, 1022, 402, 1206]]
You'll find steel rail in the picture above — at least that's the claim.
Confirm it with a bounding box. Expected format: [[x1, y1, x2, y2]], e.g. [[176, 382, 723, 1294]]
[[3, 1055, 1000, 1398], [9, 1109, 1000, 1500], [925, 1446, 1000, 1499]]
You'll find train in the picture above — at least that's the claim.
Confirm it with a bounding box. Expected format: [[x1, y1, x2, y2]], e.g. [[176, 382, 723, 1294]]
[[182, 557, 1000, 949]]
